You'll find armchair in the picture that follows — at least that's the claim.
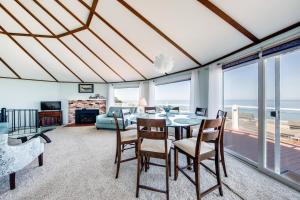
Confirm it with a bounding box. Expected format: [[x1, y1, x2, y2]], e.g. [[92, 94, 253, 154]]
[[0, 122, 44, 190]]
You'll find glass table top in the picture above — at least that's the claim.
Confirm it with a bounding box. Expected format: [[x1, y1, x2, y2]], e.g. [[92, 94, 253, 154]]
[[8, 126, 56, 139], [129, 112, 206, 127]]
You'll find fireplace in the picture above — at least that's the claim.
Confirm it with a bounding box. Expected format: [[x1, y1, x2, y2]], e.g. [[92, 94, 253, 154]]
[[75, 109, 99, 124]]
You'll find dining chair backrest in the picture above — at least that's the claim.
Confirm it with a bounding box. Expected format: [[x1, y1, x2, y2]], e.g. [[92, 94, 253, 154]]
[[144, 107, 156, 113], [113, 114, 122, 144], [137, 118, 167, 140], [195, 118, 223, 157], [195, 107, 207, 116], [171, 107, 179, 113], [216, 110, 227, 142], [216, 110, 227, 119]]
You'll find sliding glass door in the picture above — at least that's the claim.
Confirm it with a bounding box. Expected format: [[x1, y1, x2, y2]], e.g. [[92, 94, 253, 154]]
[[223, 47, 300, 186], [223, 62, 259, 163], [265, 49, 300, 181]]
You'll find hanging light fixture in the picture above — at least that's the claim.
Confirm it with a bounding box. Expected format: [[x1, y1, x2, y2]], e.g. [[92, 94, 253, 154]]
[[154, 54, 174, 74]]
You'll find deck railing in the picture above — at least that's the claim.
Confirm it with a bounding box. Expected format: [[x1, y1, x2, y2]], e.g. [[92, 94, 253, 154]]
[[4, 109, 39, 134], [224, 105, 300, 143]]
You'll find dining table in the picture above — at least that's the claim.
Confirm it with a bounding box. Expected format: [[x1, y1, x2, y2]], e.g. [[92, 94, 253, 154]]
[[129, 112, 206, 140]]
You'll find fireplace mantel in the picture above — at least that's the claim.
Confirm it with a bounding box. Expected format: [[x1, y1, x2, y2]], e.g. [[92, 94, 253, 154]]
[[68, 99, 106, 124]]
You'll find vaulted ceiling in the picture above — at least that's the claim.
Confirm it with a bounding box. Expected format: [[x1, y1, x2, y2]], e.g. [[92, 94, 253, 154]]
[[0, 0, 299, 83]]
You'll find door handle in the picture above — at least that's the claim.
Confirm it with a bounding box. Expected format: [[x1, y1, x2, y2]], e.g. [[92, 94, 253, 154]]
[[270, 111, 280, 118]]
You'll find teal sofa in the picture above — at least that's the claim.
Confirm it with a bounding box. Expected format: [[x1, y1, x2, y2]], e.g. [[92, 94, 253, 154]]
[[95, 107, 137, 130]]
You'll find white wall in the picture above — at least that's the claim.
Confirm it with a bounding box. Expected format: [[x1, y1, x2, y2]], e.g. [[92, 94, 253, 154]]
[[0, 79, 108, 124], [0, 79, 60, 109]]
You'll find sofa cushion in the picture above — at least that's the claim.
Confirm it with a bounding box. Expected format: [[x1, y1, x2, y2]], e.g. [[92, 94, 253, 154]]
[[106, 107, 137, 118], [97, 117, 124, 125], [107, 107, 122, 118]]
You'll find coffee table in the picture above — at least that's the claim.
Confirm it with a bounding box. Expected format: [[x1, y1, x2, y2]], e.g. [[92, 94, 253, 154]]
[[8, 126, 56, 143]]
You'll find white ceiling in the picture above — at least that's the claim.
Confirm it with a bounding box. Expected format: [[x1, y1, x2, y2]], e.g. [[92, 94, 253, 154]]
[[0, 0, 299, 83]]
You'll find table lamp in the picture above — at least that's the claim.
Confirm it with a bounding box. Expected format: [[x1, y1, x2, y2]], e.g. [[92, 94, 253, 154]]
[[138, 97, 147, 113]]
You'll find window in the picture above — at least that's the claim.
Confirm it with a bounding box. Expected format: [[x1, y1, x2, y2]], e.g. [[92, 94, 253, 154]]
[[114, 87, 139, 107], [223, 62, 259, 163], [155, 80, 190, 112], [265, 49, 300, 177]]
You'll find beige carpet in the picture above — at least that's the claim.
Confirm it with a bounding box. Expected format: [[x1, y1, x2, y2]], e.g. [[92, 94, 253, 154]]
[[0, 126, 299, 200]]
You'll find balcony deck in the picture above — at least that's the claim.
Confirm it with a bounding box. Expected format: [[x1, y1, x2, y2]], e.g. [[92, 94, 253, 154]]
[[224, 129, 300, 181]]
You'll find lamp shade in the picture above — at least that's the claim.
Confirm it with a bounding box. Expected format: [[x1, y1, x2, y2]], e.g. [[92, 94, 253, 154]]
[[154, 54, 174, 74], [139, 97, 148, 107]]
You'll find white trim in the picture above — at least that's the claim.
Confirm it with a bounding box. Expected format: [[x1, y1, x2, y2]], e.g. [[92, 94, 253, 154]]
[[258, 51, 266, 169], [274, 56, 281, 174]]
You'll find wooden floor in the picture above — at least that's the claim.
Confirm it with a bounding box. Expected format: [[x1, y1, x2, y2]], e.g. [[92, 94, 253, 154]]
[[224, 130, 300, 177]]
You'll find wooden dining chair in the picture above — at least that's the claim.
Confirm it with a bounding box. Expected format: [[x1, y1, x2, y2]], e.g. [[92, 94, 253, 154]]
[[216, 110, 228, 177], [190, 110, 228, 177], [113, 114, 138, 179], [182, 107, 207, 138], [136, 118, 172, 200], [174, 118, 224, 200], [144, 106, 156, 113], [171, 107, 179, 113], [195, 107, 207, 116]]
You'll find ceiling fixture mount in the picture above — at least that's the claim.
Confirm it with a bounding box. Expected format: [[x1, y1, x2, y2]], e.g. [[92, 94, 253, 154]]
[[154, 54, 174, 75]]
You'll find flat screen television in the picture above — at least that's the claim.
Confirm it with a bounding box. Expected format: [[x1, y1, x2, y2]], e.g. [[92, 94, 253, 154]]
[[41, 101, 61, 111]]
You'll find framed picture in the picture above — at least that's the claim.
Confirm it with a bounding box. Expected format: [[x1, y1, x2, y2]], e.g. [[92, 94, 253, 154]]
[[78, 84, 94, 93]]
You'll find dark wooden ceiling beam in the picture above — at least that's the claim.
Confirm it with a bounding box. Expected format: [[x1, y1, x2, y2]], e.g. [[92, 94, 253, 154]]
[[0, 57, 21, 79], [54, 0, 124, 81], [78, 0, 153, 63], [198, 0, 259, 43], [86, 0, 98, 27], [0, 31, 55, 38], [36, 0, 120, 82], [117, 0, 202, 66], [32, 0, 107, 83], [56, 0, 146, 80], [2, 1, 85, 82], [57, 26, 86, 38], [87, 28, 147, 80], [0, 26, 58, 82], [0, 26, 86, 38]]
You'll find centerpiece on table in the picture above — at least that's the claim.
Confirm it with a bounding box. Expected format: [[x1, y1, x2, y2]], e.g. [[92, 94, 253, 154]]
[[162, 105, 173, 117]]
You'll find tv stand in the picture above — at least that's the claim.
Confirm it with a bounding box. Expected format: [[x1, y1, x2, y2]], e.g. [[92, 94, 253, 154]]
[[39, 110, 62, 126]]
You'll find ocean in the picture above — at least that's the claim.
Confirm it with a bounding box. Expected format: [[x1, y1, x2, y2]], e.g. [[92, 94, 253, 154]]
[[224, 99, 300, 121]]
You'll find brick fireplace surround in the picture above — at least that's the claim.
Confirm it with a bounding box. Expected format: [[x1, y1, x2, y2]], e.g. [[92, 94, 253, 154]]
[[68, 100, 106, 124]]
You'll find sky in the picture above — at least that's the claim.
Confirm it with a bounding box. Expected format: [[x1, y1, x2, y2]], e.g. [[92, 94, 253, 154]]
[[114, 80, 191, 102], [155, 80, 190, 101], [224, 49, 300, 101], [114, 87, 139, 102]]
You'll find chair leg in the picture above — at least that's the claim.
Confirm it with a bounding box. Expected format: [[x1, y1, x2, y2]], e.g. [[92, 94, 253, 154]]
[[115, 146, 121, 179], [122, 144, 125, 152], [220, 142, 228, 177], [136, 154, 141, 198], [145, 156, 148, 172], [114, 145, 118, 164], [215, 151, 223, 196], [174, 148, 178, 181], [9, 172, 16, 190], [194, 160, 201, 200], [165, 157, 170, 200], [38, 153, 43, 166], [186, 127, 192, 170]]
